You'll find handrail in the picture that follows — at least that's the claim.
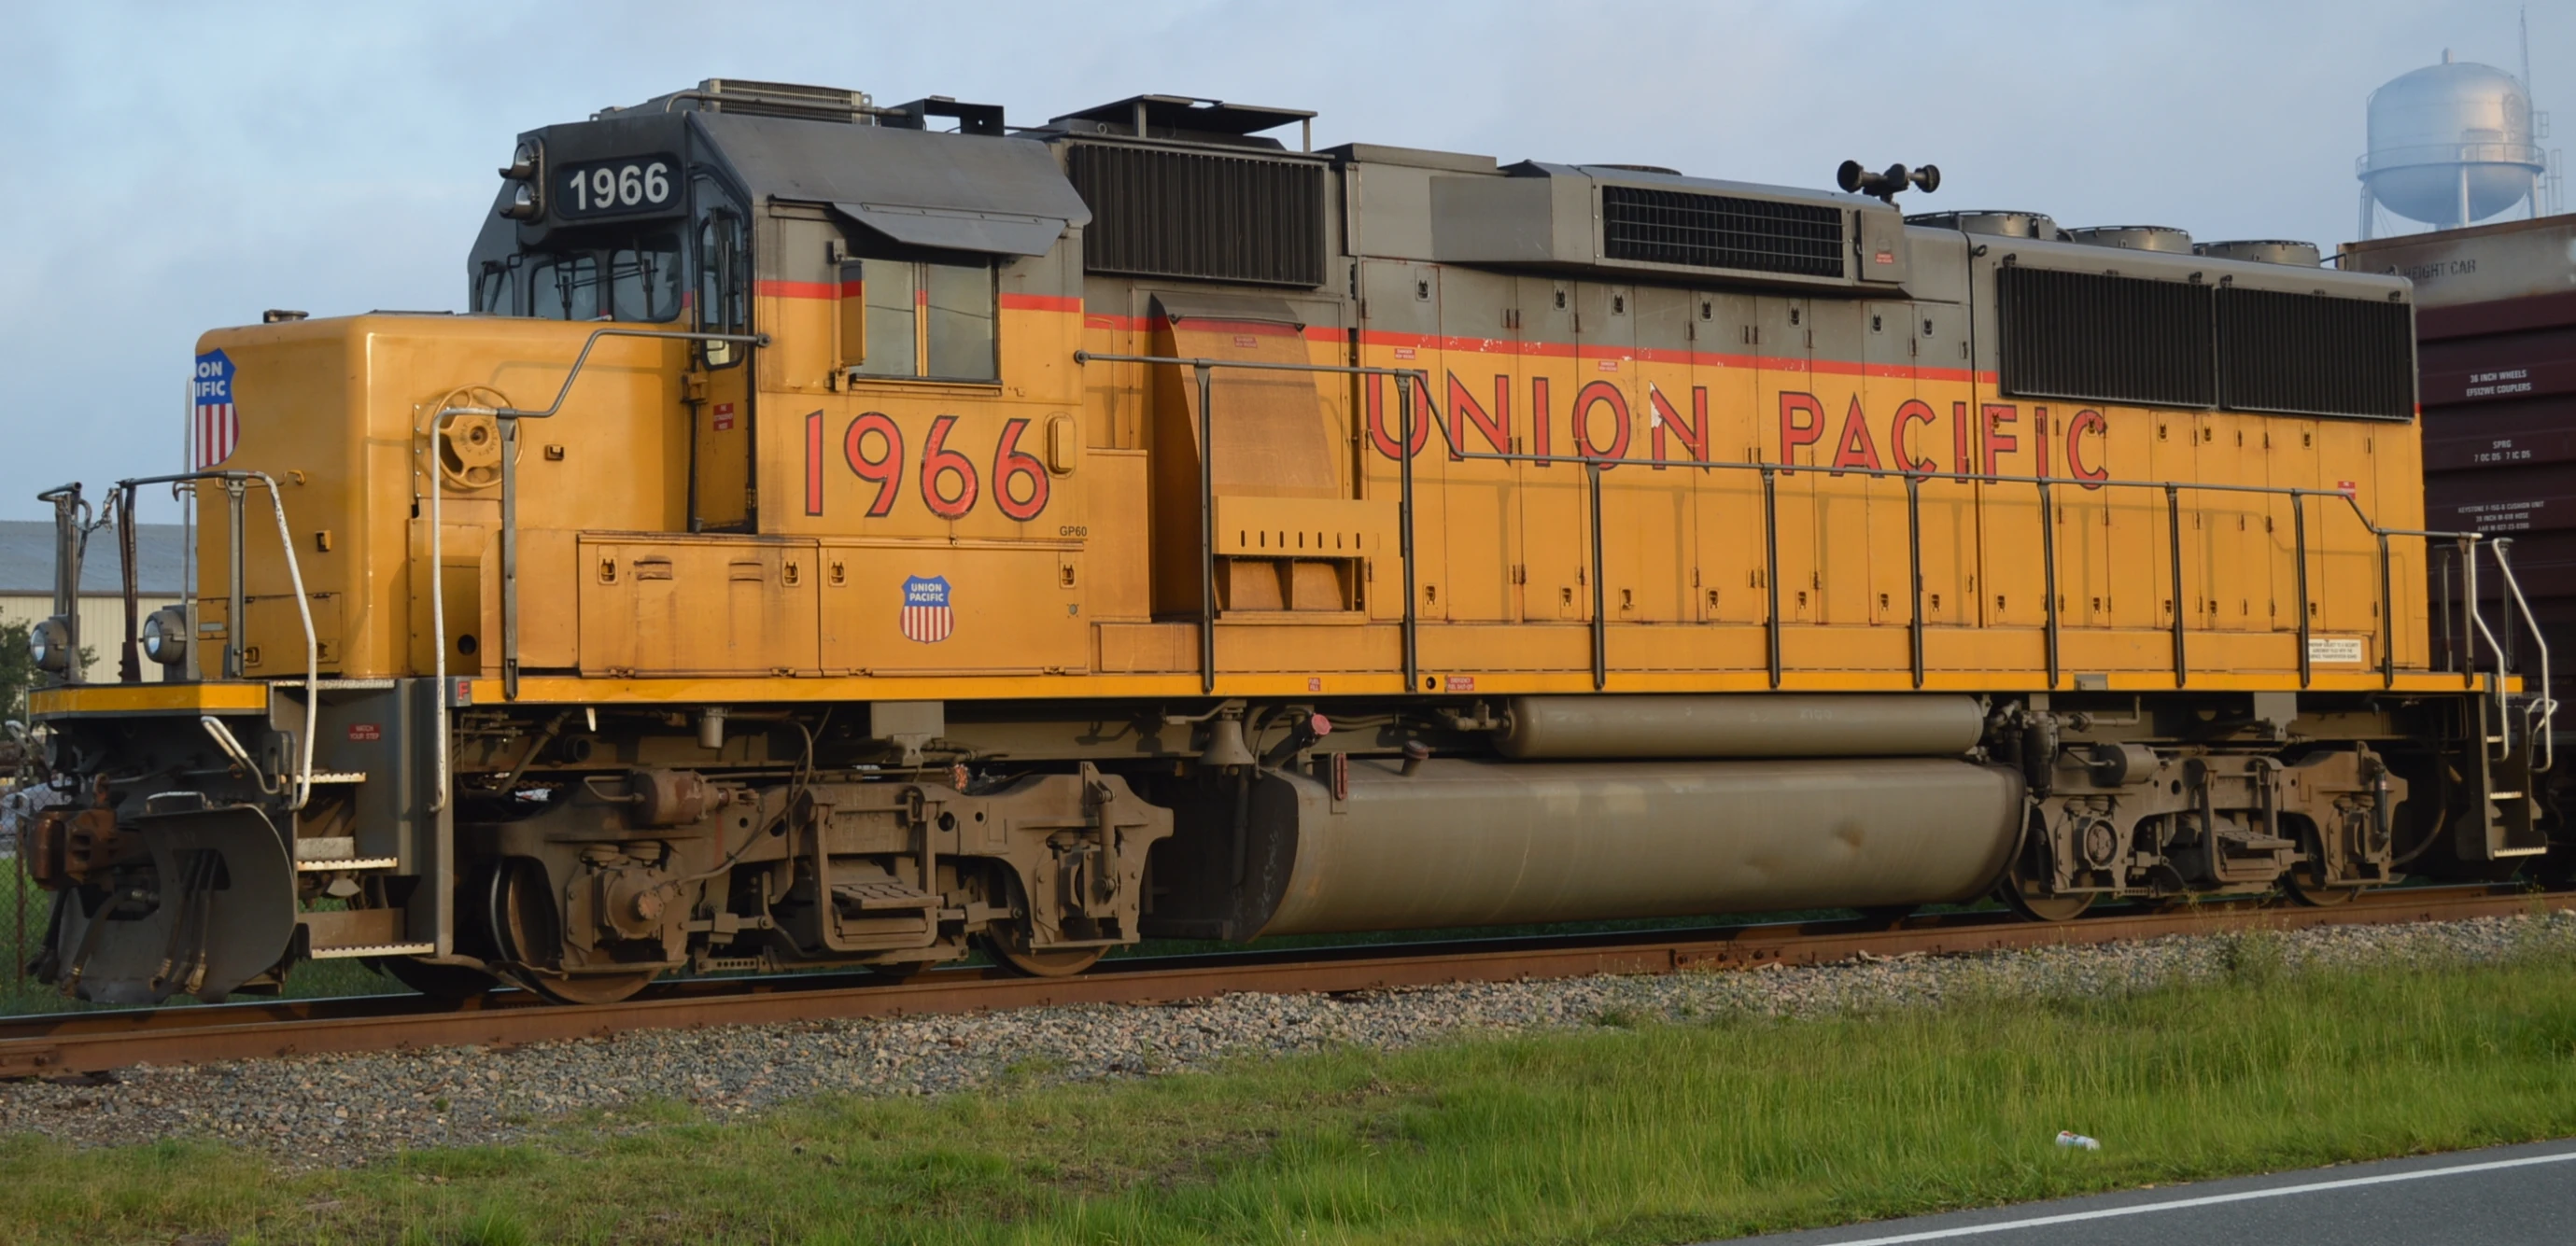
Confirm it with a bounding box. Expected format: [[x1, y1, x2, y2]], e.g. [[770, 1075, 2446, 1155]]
[[425, 326, 767, 707], [110, 469, 319, 811], [35, 484, 88, 689], [418, 326, 767, 808], [1069, 348, 2525, 700], [2489, 538, 2556, 773], [2037, 478, 2059, 689], [2165, 485, 2187, 686], [1587, 461, 1607, 689], [1907, 474, 1926, 689], [115, 488, 141, 683], [1443, 447, 2474, 694]]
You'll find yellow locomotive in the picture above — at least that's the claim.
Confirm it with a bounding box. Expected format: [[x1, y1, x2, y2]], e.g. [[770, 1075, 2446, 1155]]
[[18, 81, 2554, 1004]]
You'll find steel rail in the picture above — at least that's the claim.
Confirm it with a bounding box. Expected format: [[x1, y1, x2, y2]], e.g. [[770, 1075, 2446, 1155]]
[[0, 884, 2559, 1079]]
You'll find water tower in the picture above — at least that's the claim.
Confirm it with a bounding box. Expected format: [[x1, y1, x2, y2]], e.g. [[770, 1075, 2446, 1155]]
[[2358, 50, 2550, 238]]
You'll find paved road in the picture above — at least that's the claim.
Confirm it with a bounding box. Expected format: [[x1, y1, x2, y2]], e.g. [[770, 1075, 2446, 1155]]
[[1714, 1139, 2576, 1245]]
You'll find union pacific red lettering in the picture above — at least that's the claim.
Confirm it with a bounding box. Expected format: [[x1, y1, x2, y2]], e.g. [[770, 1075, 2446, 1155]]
[[1531, 376, 1554, 464], [1573, 381, 1629, 465], [2067, 409, 2108, 487], [1892, 399, 1937, 475], [1829, 394, 1881, 474], [1982, 403, 2019, 479], [1446, 371, 1511, 458], [1647, 385, 1708, 469], [1365, 373, 1438, 459], [845, 412, 904, 518], [1779, 392, 1825, 474]]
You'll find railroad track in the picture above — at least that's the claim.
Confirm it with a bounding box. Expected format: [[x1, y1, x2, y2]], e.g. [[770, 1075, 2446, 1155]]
[[1, 883, 2562, 1079]]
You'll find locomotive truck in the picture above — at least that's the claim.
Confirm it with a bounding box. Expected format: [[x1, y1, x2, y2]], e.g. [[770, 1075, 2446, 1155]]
[[16, 80, 2555, 1005]]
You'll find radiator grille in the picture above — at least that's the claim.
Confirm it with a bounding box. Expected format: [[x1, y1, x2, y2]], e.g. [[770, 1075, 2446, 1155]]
[[2217, 287, 2415, 420], [1998, 267, 2216, 408], [1599, 187, 1845, 277], [1067, 145, 1324, 287]]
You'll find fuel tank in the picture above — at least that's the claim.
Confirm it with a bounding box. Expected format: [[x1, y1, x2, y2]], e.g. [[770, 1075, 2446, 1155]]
[[1142, 756, 2024, 940], [1492, 694, 1985, 759]]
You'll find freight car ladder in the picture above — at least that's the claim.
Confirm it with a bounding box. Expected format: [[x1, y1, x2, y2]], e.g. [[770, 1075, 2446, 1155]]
[[2443, 535, 2556, 861]]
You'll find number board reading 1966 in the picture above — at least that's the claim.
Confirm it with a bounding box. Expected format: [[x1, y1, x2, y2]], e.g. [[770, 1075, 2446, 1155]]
[[556, 155, 680, 219]]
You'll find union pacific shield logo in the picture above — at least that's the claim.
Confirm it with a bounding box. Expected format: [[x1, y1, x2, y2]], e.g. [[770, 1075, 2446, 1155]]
[[193, 348, 236, 468], [900, 575, 953, 643]]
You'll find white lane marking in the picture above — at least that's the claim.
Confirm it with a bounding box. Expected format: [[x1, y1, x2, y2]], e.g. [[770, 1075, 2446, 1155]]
[[1810, 1148, 2576, 1245]]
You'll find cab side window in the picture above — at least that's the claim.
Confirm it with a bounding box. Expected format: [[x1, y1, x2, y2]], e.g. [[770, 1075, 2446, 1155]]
[[852, 259, 916, 378], [696, 208, 747, 367], [925, 260, 996, 380], [840, 252, 997, 384]]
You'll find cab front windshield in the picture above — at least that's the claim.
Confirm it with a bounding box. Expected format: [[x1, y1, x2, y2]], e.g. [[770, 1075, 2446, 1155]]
[[476, 233, 682, 322]]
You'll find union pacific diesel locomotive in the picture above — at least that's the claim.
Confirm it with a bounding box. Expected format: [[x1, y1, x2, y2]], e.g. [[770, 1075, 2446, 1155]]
[[18, 80, 2559, 1005]]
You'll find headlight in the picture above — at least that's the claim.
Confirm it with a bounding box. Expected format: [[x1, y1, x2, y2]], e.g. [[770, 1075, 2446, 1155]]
[[499, 139, 540, 181], [29, 615, 71, 674], [499, 182, 541, 221], [141, 607, 189, 666]]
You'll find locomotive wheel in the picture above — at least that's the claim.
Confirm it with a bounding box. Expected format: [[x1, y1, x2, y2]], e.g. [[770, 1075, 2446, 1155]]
[[508, 964, 663, 1006], [979, 927, 1105, 978], [2284, 826, 2363, 907], [1998, 810, 2092, 921], [486, 858, 661, 1006], [1998, 875, 2094, 922], [2283, 876, 2361, 907]]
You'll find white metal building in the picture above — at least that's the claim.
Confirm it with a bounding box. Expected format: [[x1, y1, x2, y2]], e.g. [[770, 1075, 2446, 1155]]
[[0, 520, 186, 684]]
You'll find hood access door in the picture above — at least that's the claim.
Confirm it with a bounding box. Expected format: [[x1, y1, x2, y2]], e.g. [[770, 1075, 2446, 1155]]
[[1146, 294, 1393, 623]]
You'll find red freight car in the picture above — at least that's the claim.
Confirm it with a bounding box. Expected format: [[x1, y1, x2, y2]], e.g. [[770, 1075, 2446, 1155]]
[[2348, 216, 2576, 822]]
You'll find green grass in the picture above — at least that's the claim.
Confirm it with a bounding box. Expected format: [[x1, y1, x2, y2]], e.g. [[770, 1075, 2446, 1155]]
[[7, 939, 2576, 1244]]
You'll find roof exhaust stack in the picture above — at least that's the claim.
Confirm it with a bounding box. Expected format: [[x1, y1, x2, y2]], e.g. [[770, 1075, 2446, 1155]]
[[1837, 160, 1940, 203]]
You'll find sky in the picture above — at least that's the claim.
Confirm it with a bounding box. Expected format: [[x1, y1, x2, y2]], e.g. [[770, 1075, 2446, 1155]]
[[0, 0, 2564, 522]]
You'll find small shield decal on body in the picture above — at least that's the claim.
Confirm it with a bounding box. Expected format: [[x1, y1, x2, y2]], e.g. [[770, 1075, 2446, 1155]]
[[900, 575, 953, 643]]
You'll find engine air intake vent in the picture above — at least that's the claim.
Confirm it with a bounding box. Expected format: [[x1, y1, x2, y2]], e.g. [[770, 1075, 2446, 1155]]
[[1999, 267, 2216, 409], [2217, 287, 2414, 420], [1067, 144, 1324, 287], [1600, 186, 1845, 278], [1999, 267, 2414, 420]]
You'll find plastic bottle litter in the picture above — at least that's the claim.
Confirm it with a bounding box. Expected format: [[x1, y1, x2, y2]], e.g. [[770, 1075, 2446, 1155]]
[[2056, 1131, 2102, 1151]]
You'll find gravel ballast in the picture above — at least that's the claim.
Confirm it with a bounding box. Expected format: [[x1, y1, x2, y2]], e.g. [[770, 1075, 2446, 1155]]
[[4, 911, 2571, 1169]]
